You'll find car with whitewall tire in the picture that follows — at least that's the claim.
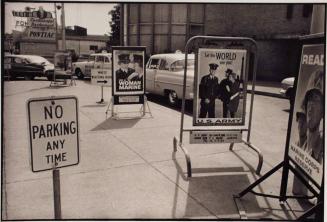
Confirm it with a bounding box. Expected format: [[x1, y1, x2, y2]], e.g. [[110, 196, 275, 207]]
[[146, 53, 195, 106], [72, 53, 112, 79]]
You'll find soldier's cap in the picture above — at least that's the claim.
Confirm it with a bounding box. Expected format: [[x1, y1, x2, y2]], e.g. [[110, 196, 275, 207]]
[[301, 69, 324, 111], [118, 54, 130, 64], [209, 63, 219, 70], [133, 54, 143, 66], [296, 108, 306, 120]]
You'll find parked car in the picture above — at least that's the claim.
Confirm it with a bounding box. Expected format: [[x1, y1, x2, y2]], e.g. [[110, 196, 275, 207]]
[[4, 55, 54, 80], [72, 53, 112, 79], [280, 77, 295, 104], [146, 53, 195, 106]]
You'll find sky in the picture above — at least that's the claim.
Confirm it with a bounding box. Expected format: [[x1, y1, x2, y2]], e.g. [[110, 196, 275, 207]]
[[4, 2, 116, 35]]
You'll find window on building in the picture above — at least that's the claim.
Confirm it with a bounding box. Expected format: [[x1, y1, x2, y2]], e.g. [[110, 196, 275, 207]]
[[286, 4, 293, 19], [303, 4, 313, 18], [90, 45, 98, 51]]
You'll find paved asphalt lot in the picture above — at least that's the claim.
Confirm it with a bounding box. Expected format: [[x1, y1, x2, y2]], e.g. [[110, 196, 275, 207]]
[[2, 78, 313, 220]]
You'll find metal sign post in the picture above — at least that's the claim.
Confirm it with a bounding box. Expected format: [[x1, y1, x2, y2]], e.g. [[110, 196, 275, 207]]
[[173, 36, 262, 178], [27, 96, 80, 219], [53, 166, 61, 219]]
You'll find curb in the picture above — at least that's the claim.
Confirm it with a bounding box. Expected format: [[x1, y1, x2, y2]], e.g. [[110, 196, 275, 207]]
[[247, 89, 286, 99]]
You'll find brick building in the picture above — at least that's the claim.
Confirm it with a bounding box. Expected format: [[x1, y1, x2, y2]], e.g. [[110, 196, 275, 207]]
[[121, 3, 324, 81]]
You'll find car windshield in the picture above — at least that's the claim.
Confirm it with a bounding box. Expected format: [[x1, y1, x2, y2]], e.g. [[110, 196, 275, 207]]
[[26, 56, 51, 64], [170, 59, 194, 72]]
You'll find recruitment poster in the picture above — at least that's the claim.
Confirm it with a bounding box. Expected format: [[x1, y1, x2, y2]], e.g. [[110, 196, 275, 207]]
[[288, 44, 324, 186], [194, 48, 247, 126], [112, 47, 146, 104]]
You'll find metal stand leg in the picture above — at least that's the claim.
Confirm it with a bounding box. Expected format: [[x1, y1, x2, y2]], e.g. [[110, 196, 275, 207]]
[[242, 139, 263, 175], [173, 137, 192, 177], [97, 86, 105, 104], [105, 98, 114, 117]]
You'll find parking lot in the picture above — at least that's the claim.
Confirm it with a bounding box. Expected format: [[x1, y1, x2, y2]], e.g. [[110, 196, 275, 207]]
[[2, 78, 313, 220]]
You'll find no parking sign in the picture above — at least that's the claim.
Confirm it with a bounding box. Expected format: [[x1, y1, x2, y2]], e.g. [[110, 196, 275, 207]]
[[27, 96, 79, 172]]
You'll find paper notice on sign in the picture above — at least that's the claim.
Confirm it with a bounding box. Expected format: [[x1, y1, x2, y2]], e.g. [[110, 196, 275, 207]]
[[190, 131, 242, 144], [118, 96, 140, 103], [27, 96, 79, 172], [91, 69, 111, 86]]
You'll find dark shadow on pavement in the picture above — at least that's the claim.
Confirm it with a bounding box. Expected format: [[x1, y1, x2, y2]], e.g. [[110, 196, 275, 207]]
[[83, 104, 108, 108], [171, 152, 262, 218], [282, 109, 290, 113], [91, 118, 140, 131], [146, 94, 193, 116], [184, 174, 262, 218]]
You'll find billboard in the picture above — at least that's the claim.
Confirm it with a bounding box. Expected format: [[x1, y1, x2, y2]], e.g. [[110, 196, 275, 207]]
[[288, 44, 324, 186], [112, 46, 146, 104], [194, 48, 247, 126]]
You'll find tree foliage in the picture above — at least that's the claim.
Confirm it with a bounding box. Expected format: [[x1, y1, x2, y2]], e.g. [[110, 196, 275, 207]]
[[108, 4, 120, 47]]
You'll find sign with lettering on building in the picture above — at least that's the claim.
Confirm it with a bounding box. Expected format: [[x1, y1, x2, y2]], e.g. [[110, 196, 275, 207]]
[[26, 28, 56, 40], [91, 69, 111, 86], [27, 96, 79, 172]]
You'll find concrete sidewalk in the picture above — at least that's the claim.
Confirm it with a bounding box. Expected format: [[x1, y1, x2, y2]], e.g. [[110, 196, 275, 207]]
[[248, 81, 285, 99], [3, 79, 311, 220]]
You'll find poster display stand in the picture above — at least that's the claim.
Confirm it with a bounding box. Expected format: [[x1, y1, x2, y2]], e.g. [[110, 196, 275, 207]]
[[105, 46, 152, 119], [234, 34, 324, 221], [173, 36, 263, 178]]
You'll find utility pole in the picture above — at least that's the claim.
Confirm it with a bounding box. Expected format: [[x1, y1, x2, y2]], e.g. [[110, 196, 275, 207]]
[[54, 3, 58, 50], [61, 3, 66, 50]]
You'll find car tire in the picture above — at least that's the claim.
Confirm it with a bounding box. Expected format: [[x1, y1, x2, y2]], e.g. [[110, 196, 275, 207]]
[[24, 75, 34, 80], [167, 90, 178, 106], [47, 75, 53, 81], [75, 69, 84, 79]]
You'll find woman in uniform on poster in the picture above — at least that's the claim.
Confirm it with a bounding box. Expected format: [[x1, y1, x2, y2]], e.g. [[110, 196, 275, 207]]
[[301, 69, 324, 164], [128, 54, 143, 81], [227, 71, 241, 118], [115, 54, 135, 86]]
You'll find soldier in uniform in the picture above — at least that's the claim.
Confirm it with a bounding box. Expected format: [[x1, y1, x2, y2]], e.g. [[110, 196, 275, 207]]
[[115, 54, 135, 91], [199, 63, 219, 118], [301, 69, 324, 164]]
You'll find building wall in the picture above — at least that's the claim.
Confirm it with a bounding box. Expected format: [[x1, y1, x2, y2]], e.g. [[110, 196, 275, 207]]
[[124, 3, 314, 80], [205, 4, 311, 37], [20, 41, 56, 61], [58, 40, 107, 55]]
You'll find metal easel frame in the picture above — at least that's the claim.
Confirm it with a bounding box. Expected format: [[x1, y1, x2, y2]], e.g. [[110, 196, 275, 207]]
[[233, 34, 324, 221], [105, 95, 152, 119], [173, 36, 263, 178]]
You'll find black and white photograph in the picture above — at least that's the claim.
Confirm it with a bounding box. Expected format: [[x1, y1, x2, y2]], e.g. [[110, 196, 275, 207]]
[[194, 48, 247, 126], [112, 47, 145, 95], [2, 1, 326, 221], [288, 44, 324, 186]]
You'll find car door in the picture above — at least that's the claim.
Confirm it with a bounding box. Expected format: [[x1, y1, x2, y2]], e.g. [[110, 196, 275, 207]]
[[154, 58, 170, 93], [94, 55, 105, 69], [85, 55, 95, 76], [146, 58, 160, 93], [11, 57, 27, 77]]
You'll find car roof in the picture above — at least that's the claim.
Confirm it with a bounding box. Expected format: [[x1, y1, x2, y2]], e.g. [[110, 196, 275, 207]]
[[90, 53, 112, 56], [149, 53, 195, 66], [5, 54, 42, 58]]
